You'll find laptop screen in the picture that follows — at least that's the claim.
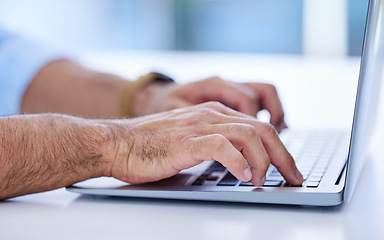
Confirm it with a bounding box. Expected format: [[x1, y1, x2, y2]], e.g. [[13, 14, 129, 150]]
[[344, 0, 383, 203]]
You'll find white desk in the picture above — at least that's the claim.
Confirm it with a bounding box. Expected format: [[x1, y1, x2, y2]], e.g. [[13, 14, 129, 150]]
[[2, 51, 384, 240]]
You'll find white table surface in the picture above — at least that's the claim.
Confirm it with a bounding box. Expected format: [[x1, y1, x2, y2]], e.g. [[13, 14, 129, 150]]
[[2, 51, 384, 240]]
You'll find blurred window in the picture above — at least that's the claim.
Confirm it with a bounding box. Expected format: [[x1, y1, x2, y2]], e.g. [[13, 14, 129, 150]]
[[0, 0, 368, 55]]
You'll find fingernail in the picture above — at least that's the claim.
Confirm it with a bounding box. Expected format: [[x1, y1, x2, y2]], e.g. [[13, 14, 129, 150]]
[[260, 175, 266, 186], [243, 168, 252, 181], [296, 169, 304, 183]]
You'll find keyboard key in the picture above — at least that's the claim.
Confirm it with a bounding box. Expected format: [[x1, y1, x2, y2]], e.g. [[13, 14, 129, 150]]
[[299, 169, 311, 175], [205, 161, 226, 174], [200, 173, 210, 179], [263, 181, 282, 187], [311, 170, 325, 176], [308, 176, 322, 182], [269, 172, 283, 177], [302, 174, 309, 180], [266, 175, 284, 181], [283, 182, 303, 187], [270, 168, 279, 174], [192, 179, 203, 186], [191, 173, 210, 185], [315, 166, 328, 172], [306, 181, 320, 188], [240, 180, 283, 187], [310, 173, 324, 178], [239, 181, 254, 186], [217, 172, 239, 186], [206, 175, 219, 181]]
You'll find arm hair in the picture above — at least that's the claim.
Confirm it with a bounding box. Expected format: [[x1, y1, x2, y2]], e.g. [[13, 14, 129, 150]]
[[0, 114, 111, 199]]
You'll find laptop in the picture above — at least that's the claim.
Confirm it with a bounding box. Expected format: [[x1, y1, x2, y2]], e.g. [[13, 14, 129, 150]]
[[67, 0, 383, 206]]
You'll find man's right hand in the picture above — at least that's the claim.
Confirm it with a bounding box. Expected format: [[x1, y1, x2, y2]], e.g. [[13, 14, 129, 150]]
[[104, 101, 303, 187], [0, 102, 302, 199]]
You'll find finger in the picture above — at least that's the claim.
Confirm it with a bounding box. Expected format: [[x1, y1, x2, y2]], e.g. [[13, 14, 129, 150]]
[[195, 101, 257, 120], [224, 81, 262, 116], [191, 78, 261, 116], [244, 83, 286, 130], [254, 123, 303, 185], [195, 123, 271, 186], [189, 108, 303, 185], [191, 134, 252, 182]]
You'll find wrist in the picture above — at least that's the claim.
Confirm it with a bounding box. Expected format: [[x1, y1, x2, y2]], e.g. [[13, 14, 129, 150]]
[[42, 114, 118, 180], [119, 72, 174, 118], [132, 82, 169, 117], [97, 119, 135, 179], [85, 122, 117, 179], [54, 115, 115, 180]]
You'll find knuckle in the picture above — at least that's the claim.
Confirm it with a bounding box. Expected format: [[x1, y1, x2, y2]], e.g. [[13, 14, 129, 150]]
[[188, 112, 205, 124], [190, 106, 221, 124], [241, 124, 258, 138], [259, 122, 278, 137], [246, 93, 257, 102], [240, 85, 257, 100], [209, 134, 228, 150], [203, 101, 226, 110], [267, 84, 278, 94], [239, 90, 257, 104], [197, 107, 218, 118]]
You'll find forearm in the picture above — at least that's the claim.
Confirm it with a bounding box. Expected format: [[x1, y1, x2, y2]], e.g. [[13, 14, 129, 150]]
[[21, 60, 128, 118], [0, 114, 111, 199]]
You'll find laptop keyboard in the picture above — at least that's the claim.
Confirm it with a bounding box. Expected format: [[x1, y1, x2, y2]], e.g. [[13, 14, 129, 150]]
[[191, 130, 348, 188]]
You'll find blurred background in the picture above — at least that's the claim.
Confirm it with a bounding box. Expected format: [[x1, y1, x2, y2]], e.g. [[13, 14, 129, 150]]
[[0, 0, 368, 56]]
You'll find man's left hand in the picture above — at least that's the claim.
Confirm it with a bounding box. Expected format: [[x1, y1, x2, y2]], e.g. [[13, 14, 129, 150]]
[[133, 76, 287, 132]]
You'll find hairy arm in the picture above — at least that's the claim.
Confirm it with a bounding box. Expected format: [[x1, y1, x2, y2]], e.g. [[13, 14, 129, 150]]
[[0, 102, 303, 200], [0, 114, 112, 199]]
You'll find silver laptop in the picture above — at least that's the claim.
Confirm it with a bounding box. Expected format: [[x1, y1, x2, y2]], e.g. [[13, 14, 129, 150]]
[[67, 0, 383, 206]]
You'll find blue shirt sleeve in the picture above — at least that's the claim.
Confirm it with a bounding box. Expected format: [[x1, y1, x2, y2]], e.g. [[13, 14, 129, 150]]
[[0, 28, 65, 116]]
